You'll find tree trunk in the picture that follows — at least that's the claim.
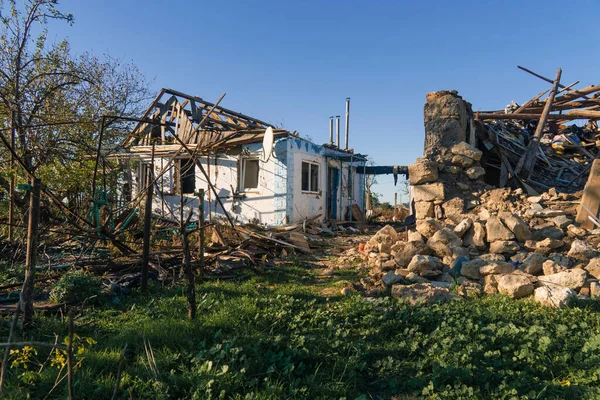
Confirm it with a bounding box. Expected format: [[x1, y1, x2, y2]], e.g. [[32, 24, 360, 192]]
[[21, 177, 41, 328]]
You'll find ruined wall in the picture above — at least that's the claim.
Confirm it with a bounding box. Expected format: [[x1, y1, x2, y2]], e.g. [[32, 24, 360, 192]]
[[410, 90, 490, 223]]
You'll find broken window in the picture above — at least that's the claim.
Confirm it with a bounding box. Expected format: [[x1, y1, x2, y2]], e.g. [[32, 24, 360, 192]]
[[240, 158, 260, 191], [302, 162, 319, 192], [180, 158, 195, 194]]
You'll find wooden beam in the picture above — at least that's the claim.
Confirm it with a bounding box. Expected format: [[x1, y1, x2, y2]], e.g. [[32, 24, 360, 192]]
[[516, 68, 562, 177], [475, 110, 600, 120], [518, 65, 590, 100], [513, 89, 549, 114], [576, 159, 600, 229]]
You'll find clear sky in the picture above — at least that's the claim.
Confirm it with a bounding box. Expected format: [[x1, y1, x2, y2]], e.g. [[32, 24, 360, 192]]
[[48, 0, 600, 204]]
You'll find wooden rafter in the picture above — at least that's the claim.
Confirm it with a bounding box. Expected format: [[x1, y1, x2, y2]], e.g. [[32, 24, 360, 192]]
[[123, 88, 276, 147]]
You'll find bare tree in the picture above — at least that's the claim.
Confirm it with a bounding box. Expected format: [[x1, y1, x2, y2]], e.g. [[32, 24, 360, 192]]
[[0, 0, 151, 327]]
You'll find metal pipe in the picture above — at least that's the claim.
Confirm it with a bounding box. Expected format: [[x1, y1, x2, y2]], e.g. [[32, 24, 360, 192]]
[[329, 116, 333, 144], [344, 97, 350, 150], [335, 115, 340, 147]]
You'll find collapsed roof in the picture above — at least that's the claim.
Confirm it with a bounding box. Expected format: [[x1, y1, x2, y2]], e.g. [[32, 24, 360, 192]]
[[122, 88, 285, 150]]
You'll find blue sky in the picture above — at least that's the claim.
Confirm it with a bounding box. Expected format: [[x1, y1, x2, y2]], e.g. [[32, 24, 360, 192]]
[[49, 0, 600, 203]]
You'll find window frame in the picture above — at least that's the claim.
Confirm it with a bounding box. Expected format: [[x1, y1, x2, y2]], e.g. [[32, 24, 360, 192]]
[[179, 158, 196, 194], [239, 157, 260, 193], [301, 161, 320, 193]]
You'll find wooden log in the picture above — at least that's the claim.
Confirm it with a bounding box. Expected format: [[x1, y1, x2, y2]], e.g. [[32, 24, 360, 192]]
[[554, 83, 600, 104], [516, 68, 562, 177], [513, 89, 549, 114], [475, 110, 600, 120], [518, 66, 590, 100], [21, 177, 41, 328], [576, 159, 600, 229], [67, 310, 75, 400], [141, 144, 155, 292]]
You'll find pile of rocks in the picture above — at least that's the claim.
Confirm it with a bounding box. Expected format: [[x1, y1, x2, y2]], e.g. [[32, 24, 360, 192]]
[[359, 187, 600, 308], [409, 141, 489, 220]]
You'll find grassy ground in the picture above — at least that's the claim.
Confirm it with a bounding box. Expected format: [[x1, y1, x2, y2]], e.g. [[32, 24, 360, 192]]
[[2, 263, 600, 399]]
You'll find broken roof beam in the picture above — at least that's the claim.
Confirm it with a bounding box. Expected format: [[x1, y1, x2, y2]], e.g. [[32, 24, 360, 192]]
[[475, 110, 600, 120], [518, 65, 591, 100], [163, 88, 274, 128]]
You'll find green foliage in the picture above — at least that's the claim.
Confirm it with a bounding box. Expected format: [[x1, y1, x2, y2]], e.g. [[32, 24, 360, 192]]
[[3, 269, 600, 399], [49, 270, 102, 304]]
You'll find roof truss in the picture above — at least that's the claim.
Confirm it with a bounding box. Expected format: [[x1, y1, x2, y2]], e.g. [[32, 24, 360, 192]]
[[123, 88, 275, 147]]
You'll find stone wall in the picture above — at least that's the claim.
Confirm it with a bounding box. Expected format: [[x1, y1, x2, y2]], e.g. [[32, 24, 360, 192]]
[[410, 90, 490, 223]]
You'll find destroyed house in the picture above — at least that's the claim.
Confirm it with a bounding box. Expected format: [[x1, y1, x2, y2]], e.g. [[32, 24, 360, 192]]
[[117, 89, 368, 225]]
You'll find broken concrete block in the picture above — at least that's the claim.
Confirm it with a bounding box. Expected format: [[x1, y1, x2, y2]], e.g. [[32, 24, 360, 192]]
[[542, 260, 564, 275], [454, 218, 473, 238], [451, 154, 474, 168], [460, 259, 484, 280], [521, 252, 546, 275], [394, 240, 431, 267], [499, 212, 531, 241], [497, 274, 534, 298], [552, 215, 573, 230], [585, 258, 600, 280], [414, 201, 435, 219], [407, 255, 443, 277], [408, 160, 439, 185], [413, 182, 445, 202], [465, 166, 485, 180], [534, 285, 576, 308], [486, 216, 515, 242], [480, 262, 515, 275], [427, 228, 462, 257], [539, 269, 587, 290], [451, 141, 482, 161], [442, 197, 465, 217], [382, 271, 403, 286], [391, 283, 457, 305], [416, 218, 442, 239], [568, 239, 600, 261], [489, 241, 520, 254]]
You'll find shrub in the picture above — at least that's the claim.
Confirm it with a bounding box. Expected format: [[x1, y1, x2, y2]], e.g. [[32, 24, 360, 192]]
[[50, 270, 103, 304]]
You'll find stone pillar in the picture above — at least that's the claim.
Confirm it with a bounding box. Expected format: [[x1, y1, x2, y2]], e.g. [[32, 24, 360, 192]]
[[423, 90, 473, 159], [410, 90, 487, 223]]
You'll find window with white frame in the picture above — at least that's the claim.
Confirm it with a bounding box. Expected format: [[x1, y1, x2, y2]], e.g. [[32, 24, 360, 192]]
[[301, 161, 319, 192], [240, 158, 260, 191]]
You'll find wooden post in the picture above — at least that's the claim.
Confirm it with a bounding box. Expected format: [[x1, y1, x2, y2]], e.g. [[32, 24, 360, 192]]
[[0, 302, 20, 395], [394, 192, 398, 221], [181, 192, 195, 319], [21, 177, 41, 328], [67, 310, 75, 400], [141, 144, 155, 292], [516, 68, 562, 177], [197, 189, 205, 272], [8, 110, 15, 242], [576, 159, 600, 229], [365, 175, 372, 211]]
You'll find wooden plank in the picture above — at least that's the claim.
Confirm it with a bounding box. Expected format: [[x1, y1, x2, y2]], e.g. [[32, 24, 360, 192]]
[[288, 232, 311, 253], [352, 204, 365, 222], [576, 159, 600, 229], [513, 89, 549, 114], [516, 68, 562, 177]]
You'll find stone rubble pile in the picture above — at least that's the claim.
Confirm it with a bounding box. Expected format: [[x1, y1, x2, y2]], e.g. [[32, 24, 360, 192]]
[[354, 186, 600, 307]]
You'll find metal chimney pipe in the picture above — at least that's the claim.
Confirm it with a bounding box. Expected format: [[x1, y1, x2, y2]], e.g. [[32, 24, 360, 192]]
[[344, 97, 350, 150], [335, 115, 340, 147], [329, 116, 334, 144]]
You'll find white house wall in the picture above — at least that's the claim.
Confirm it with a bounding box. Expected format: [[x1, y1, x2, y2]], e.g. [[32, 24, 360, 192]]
[[146, 142, 285, 225], [139, 137, 365, 226], [287, 137, 366, 223]]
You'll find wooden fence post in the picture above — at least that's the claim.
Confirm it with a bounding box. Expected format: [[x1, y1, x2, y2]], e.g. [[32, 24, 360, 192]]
[[21, 177, 41, 328]]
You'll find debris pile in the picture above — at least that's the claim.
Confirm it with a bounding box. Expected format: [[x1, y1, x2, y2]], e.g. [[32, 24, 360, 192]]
[[356, 187, 600, 307]]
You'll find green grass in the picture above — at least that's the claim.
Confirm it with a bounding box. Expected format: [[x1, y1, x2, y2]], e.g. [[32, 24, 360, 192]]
[[2, 265, 600, 399]]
